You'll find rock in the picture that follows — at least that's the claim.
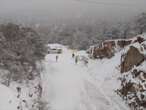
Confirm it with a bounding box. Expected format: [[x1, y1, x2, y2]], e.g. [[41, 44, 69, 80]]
[[121, 46, 144, 73], [93, 46, 114, 59]]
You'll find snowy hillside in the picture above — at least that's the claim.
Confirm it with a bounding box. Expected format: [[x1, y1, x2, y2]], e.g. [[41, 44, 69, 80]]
[[0, 77, 42, 110], [0, 37, 145, 110], [0, 4, 146, 110]]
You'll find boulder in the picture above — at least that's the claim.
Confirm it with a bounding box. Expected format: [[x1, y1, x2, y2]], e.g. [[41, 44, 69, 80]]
[[93, 46, 114, 59], [121, 46, 144, 73]]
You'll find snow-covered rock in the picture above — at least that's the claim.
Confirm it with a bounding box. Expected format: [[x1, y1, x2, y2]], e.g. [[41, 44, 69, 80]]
[[116, 39, 146, 110], [121, 46, 144, 73]]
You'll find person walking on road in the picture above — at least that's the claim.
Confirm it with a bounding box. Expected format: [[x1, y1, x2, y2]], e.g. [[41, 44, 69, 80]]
[[56, 55, 59, 62], [75, 56, 78, 64], [84, 60, 88, 67], [72, 53, 75, 58]]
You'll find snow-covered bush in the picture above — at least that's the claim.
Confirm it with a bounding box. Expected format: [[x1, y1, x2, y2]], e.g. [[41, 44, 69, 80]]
[[117, 68, 146, 110], [0, 23, 47, 85]]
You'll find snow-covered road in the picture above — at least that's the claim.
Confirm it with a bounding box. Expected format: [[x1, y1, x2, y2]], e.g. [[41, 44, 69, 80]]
[[42, 46, 129, 110]]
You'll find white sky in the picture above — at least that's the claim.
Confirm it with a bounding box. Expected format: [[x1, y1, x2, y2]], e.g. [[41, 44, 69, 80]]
[[0, 0, 146, 23]]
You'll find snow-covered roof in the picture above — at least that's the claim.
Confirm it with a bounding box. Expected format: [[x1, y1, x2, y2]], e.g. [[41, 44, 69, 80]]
[[47, 43, 65, 49]]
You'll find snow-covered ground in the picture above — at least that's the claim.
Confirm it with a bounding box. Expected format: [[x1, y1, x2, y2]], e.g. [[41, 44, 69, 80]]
[[0, 77, 42, 110], [0, 84, 18, 110], [42, 45, 130, 110]]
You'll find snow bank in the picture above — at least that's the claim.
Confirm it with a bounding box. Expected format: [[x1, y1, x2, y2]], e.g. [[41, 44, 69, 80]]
[[9, 78, 41, 110], [0, 84, 18, 110]]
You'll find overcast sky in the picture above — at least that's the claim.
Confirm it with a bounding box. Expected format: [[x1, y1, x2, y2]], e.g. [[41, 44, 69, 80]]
[[0, 0, 146, 24]]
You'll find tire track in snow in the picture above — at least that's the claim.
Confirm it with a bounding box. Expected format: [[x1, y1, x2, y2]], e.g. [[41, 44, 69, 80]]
[[42, 48, 128, 110]]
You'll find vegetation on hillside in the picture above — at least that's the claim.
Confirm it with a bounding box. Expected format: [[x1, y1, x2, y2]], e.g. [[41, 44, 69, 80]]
[[0, 23, 47, 85]]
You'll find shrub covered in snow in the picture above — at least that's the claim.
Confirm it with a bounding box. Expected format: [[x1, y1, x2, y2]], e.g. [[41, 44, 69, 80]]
[[117, 67, 146, 110], [0, 23, 47, 85]]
